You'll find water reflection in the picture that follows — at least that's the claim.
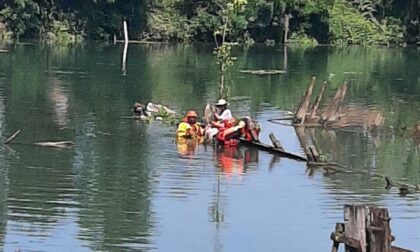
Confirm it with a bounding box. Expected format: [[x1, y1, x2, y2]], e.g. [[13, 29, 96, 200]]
[[214, 146, 259, 177], [176, 138, 201, 158], [48, 77, 70, 128]]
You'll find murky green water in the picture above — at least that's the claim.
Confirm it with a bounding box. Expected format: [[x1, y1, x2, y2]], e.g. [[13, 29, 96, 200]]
[[0, 43, 419, 251]]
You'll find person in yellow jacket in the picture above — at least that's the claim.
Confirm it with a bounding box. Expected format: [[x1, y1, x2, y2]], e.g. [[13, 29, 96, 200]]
[[176, 111, 204, 138]]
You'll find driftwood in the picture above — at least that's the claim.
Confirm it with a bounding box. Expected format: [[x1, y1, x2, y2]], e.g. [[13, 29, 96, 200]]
[[3, 129, 74, 148], [0, 49, 8, 53], [239, 69, 287, 75], [330, 205, 413, 252], [294, 76, 316, 125], [307, 160, 419, 194], [4, 130, 21, 144]]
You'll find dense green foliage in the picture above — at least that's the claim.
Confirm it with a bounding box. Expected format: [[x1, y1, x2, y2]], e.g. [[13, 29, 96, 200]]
[[0, 0, 418, 45]]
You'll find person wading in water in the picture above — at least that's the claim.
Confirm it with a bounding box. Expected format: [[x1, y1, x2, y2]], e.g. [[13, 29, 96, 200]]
[[176, 111, 204, 138]]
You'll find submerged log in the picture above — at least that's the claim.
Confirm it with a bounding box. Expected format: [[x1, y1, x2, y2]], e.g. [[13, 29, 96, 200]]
[[3, 129, 74, 148], [294, 76, 316, 125], [4, 130, 21, 144], [238, 138, 307, 162]]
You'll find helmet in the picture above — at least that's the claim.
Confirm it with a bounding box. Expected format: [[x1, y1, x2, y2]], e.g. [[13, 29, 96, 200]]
[[186, 111, 198, 117]]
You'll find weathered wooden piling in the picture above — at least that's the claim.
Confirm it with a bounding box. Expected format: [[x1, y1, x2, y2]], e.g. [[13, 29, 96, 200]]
[[330, 205, 412, 252], [294, 76, 316, 125], [308, 81, 326, 122]]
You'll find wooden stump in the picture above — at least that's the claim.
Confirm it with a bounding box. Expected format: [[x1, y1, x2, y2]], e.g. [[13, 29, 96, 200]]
[[330, 205, 413, 252], [367, 207, 392, 252]]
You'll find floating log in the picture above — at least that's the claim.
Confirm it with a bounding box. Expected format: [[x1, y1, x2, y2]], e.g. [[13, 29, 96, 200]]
[[239, 69, 287, 75], [238, 138, 307, 162], [0, 49, 8, 53], [3, 129, 74, 148], [331, 205, 413, 252], [294, 76, 316, 125]]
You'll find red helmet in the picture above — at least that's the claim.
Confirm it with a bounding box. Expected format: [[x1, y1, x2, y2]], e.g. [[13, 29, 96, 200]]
[[186, 111, 198, 118]]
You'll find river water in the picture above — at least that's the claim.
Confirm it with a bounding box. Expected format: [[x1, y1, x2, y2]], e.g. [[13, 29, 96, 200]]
[[0, 43, 419, 251]]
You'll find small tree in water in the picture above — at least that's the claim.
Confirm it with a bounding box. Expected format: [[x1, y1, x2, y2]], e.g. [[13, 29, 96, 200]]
[[214, 0, 247, 99]]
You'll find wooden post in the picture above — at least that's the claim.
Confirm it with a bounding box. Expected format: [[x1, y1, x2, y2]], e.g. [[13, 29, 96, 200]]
[[330, 205, 413, 252], [309, 82, 326, 121], [344, 205, 367, 252], [294, 76, 316, 125], [269, 133, 284, 150], [122, 20, 128, 76], [331, 223, 345, 252]]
